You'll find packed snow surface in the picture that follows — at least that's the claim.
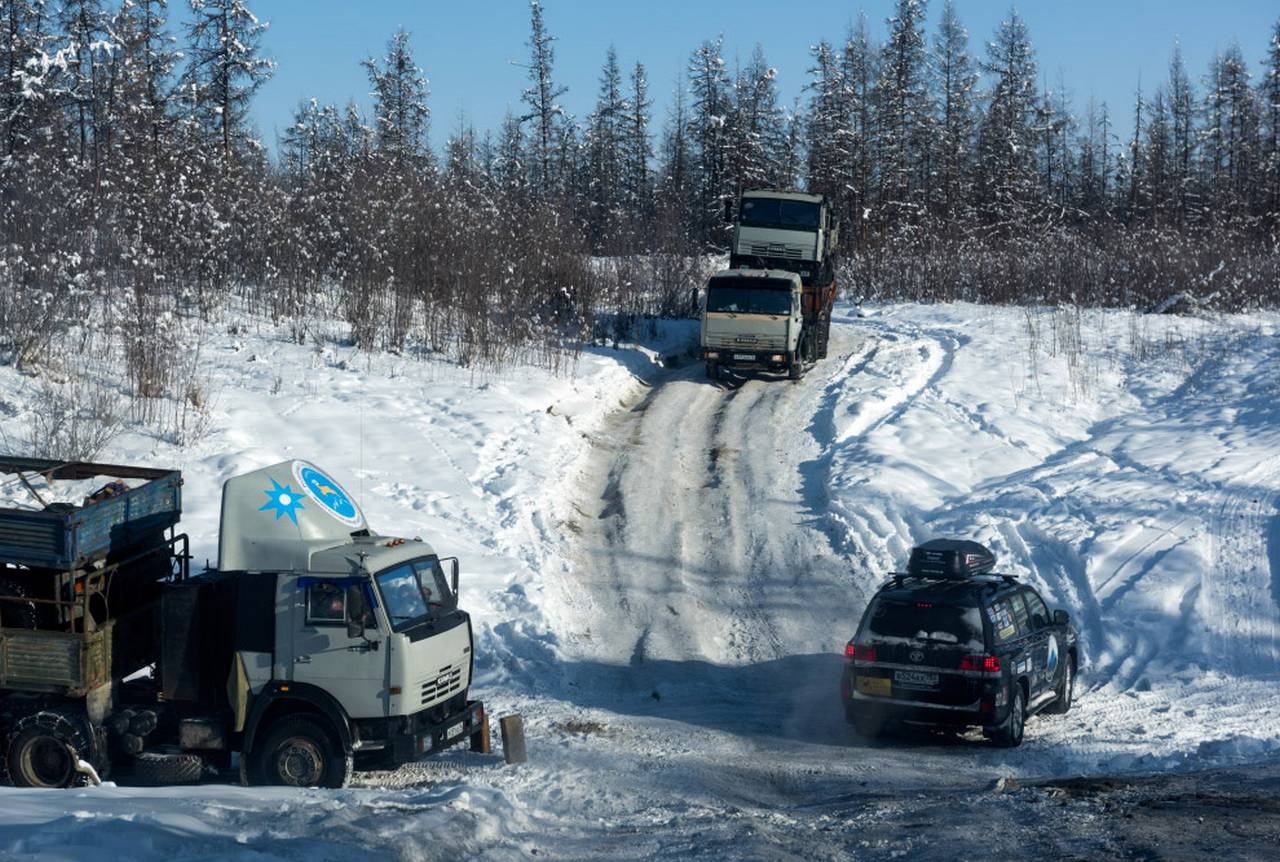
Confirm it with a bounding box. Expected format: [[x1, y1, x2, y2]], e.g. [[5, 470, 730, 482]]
[[1, 302, 1278, 859]]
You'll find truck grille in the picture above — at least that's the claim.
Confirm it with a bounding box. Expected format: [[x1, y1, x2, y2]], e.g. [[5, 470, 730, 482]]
[[421, 662, 464, 706], [747, 242, 805, 260], [706, 334, 786, 350]]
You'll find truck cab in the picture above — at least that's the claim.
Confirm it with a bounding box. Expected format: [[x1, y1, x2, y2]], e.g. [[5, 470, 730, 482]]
[[728, 190, 838, 287], [700, 269, 807, 380]]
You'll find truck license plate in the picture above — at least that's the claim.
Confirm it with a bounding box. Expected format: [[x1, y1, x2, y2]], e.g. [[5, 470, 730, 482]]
[[893, 670, 939, 688], [446, 721, 464, 740], [733, 353, 754, 361]]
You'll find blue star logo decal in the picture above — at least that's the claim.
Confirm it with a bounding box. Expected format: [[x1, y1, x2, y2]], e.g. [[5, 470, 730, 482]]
[[259, 478, 305, 524]]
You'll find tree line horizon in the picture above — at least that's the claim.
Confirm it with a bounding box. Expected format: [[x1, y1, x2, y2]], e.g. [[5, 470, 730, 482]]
[[2, 0, 1278, 387]]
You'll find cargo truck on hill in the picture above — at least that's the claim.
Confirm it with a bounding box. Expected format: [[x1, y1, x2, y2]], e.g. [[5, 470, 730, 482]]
[[702, 190, 839, 381], [0, 457, 485, 788]]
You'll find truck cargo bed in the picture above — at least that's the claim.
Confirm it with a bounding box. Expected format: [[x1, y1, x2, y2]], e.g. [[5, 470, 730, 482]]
[[0, 458, 181, 569]]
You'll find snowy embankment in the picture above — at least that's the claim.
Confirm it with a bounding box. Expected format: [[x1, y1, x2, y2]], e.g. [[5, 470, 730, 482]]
[[1, 303, 1278, 860]]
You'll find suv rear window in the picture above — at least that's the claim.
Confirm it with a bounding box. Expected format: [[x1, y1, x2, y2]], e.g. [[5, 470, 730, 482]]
[[861, 599, 985, 651]]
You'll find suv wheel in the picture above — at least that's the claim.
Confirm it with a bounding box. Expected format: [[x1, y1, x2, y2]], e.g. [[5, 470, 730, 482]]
[[1045, 658, 1074, 715], [992, 685, 1025, 748]]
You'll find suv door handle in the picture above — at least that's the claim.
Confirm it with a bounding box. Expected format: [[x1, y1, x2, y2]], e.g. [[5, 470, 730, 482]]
[[294, 654, 311, 664]]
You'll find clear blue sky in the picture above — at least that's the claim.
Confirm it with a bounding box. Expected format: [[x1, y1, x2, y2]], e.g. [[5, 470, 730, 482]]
[[249, 0, 1279, 155]]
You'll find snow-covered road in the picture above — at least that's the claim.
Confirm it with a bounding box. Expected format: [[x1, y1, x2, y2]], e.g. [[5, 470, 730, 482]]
[[2, 302, 1279, 859]]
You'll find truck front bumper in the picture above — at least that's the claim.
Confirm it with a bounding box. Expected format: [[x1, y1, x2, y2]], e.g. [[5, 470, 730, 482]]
[[703, 348, 791, 370], [385, 698, 485, 766]]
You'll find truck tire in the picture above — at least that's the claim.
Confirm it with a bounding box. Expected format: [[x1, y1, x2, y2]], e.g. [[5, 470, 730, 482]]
[[133, 750, 206, 785], [706, 360, 719, 381], [5, 709, 97, 788], [254, 716, 352, 788], [0, 578, 39, 630], [818, 317, 831, 359]]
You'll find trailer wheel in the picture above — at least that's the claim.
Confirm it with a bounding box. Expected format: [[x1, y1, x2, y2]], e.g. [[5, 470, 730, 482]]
[[133, 750, 206, 786], [255, 717, 352, 788], [0, 578, 39, 630], [5, 710, 97, 788]]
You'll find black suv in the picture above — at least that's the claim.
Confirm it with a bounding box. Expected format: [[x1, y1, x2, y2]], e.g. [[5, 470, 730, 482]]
[[841, 539, 1078, 747]]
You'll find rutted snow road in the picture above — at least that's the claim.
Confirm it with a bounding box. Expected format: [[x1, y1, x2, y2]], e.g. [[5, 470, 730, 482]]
[[531, 303, 1280, 856]]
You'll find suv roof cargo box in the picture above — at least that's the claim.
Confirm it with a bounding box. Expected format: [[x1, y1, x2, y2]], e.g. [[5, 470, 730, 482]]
[[907, 539, 995, 580]]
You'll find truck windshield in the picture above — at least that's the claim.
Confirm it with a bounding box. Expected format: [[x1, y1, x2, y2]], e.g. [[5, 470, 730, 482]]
[[706, 281, 793, 315], [740, 198, 820, 230], [374, 556, 456, 631]]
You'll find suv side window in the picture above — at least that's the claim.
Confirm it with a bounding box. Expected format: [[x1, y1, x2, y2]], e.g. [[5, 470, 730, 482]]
[[1007, 590, 1031, 637], [987, 596, 1019, 644], [1022, 589, 1050, 630]]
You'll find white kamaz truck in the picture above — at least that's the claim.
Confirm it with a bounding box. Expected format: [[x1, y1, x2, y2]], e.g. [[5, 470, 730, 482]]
[[703, 190, 839, 381], [727, 189, 839, 287], [0, 457, 485, 788]]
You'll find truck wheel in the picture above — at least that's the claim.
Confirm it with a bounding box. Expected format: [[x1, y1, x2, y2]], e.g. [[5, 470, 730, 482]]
[[0, 578, 39, 630], [706, 360, 719, 381], [5, 710, 97, 788], [255, 717, 352, 789], [818, 318, 831, 359], [133, 750, 206, 785]]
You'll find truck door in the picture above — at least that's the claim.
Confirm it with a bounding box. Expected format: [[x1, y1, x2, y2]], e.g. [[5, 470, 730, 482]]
[[287, 577, 389, 719]]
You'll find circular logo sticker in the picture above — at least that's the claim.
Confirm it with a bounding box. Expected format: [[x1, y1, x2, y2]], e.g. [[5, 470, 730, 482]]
[[1046, 633, 1059, 675], [292, 462, 364, 528]]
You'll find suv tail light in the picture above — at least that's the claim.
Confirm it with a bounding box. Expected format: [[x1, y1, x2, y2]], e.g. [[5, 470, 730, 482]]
[[959, 654, 1001, 673], [850, 644, 876, 663]]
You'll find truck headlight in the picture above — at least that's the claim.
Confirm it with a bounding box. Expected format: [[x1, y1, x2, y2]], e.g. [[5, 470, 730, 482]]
[[770, 354, 784, 362], [705, 351, 719, 359]]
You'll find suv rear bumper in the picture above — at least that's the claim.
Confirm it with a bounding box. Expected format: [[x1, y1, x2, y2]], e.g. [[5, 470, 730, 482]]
[[844, 687, 1010, 729]]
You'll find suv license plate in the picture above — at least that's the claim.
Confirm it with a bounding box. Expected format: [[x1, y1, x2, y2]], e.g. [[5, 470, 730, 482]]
[[894, 670, 939, 688], [733, 353, 754, 361]]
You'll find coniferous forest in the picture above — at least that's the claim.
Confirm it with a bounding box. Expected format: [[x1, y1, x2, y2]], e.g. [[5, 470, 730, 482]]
[[2, 0, 1279, 385]]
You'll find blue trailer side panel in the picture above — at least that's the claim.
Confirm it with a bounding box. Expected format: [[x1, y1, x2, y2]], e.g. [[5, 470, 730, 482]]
[[0, 472, 181, 569]]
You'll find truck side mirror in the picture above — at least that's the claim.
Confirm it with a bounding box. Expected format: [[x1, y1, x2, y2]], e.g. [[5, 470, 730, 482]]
[[1053, 609, 1069, 626], [449, 558, 459, 596], [347, 619, 365, 640], [723, 197, 733, 223]]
